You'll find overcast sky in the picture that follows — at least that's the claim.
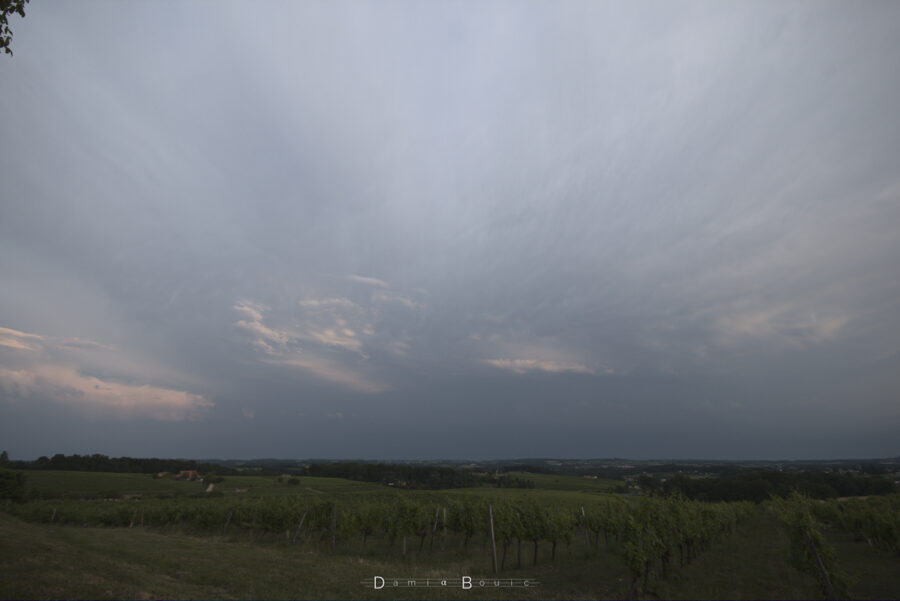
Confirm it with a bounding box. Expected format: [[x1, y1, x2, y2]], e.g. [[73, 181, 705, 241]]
[[1, 1, 898, 461]]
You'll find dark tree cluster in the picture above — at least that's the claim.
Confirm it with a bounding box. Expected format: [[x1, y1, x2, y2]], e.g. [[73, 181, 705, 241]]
[[497, 463, 558, 475], [657, 470, 896, 503], [0, 468, 26, 502], [6, 453, 239, 476], [304, 462, 483, 489], [492, 474, 536, 489]]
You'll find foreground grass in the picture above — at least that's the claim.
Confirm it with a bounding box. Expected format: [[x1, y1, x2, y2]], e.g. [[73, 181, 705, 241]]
[[649, 511, 816, 600], [3, 503, 897, 600], [827, 527, 900, 601], [650, 511, 900, 601], [0, 511, 628, 600]]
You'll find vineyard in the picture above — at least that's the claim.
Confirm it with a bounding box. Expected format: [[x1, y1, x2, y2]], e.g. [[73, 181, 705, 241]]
[[770, 492, 900, 599], [2, 470, 900, 599], [6, 487, 755, 598]]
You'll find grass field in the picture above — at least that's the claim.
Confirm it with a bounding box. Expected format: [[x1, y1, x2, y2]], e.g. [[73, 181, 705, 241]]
[[0, 510, 627, 600], [23, 470, 386, 499], [24, 470, 206, 496], [505, 472, 621, 493], [21, 469, 621, 508]]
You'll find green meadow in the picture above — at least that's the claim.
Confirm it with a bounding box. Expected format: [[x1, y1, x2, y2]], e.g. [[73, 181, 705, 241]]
[[22, 470, 385, 499]]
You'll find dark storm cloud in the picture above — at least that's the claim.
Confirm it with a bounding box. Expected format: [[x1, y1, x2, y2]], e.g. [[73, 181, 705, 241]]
[[1, 1, 898, 460]]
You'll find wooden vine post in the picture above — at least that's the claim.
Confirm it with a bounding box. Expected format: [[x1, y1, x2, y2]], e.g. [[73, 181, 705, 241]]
[[804, 529, 837, 600], [222, 510, 233, 536], [430, 504, 440, 551], [581, 506, 590, 555], [331, 502, 337, 549], [489, 504, 499, 574], [291, 510, 307, 544]]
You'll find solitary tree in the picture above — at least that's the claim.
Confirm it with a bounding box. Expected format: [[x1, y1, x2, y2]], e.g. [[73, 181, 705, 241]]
[[1, 0, 28, 56]]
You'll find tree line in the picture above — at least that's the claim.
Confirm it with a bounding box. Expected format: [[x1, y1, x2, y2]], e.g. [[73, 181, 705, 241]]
[[1, 453, 239, 477], [0, 453, 535, 491], [641, 469, 896, 502], [303, 462, 534, 490]]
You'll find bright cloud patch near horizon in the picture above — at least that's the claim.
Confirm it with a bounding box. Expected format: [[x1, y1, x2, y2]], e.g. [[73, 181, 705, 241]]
[[0, 325, 211, 421], [0, 365, 212, 421]]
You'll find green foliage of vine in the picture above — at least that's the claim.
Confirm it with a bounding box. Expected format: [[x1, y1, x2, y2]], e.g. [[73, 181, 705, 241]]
[[771, 492, 852, 600]]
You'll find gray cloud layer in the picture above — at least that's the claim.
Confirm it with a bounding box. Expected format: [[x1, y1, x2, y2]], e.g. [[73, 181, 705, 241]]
[[1, 1, 898, 460]]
